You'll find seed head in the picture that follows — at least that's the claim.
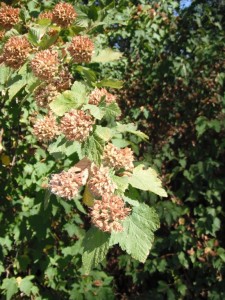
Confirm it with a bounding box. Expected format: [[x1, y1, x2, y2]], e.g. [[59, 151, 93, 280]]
[[52, 2, 77, 27], [60, 109, 94, 142], [49, 167, 88, 200], [39, 11, 53, 21], [3, 36, 31, 69], [0, 3, 20, 30], [34, 84, 59, 108], [89, 88, 117, 105], [68, 36, 94, 63], [90, 194, 131, 232], [31, 49, 59, 81], [52, 67, 72, 92], [103, 143, 134, 172], [87, 165, 116, 198], [33, 113, 59, 142]]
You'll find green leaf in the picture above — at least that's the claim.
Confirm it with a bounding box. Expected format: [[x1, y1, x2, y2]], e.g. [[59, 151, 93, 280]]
[[111, 175, 129, 194], [110, 203, 160, 263], [83, 104, 104, 120], [27, 26, 48, 46], [50, 82, 87, 116], [96, 79, 123, 89], [76, 66, 97, 83], [82, 227, 110, 274], [116, 123, 148, 140], [95, 126, 113, 142], [0, 65, 11, 85], [1, 277, 18, 300], [83, 133, 105, 165], [8, 78, 26, 100], [19, 276, 34, 296], [92, 48, 123, 63], [128, 165, 167, 197], [100, 102, 121, 119]]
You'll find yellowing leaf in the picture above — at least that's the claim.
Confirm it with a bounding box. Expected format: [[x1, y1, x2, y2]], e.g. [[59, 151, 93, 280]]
[[1, 154, 11, 166], [83, 185, 94, 207], [128, 164, 167, 197]]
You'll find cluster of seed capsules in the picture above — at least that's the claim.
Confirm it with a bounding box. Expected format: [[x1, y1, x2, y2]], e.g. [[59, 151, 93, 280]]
[[0, 2, 134, 233]]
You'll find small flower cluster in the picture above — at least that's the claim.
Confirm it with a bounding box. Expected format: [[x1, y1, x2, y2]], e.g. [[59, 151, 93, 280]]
[[88, 88, 117, 105], [90, 195, 131, 232], [0, 3, 20, 29], [60, 109, 94, 142], [68, 36, 94, 63], [103, 143, 134, 172], [33, 113, 59, 142], [52, 3, 77, 27], [31, 50, 59, 81], [2, 36, 31, 69], [87, 165, 116, 197], [49, 167, 89, 200]]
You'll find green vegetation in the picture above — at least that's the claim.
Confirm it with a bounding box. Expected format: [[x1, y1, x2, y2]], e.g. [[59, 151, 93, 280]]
[[0, 0, 225, 299]]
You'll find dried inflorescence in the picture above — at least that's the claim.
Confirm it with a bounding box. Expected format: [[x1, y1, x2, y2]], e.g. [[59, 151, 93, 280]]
[[38, 11, 53, 20], [31, 49, 59, 81], [52, 2, 77, 27], [34, 84, 59, 108], [68, 36, 94, 63], [33, 113, 59, 142], [0, 3, 20, 29], [60, 109, 94, 142], [49, 167, 88, 200], [87, 165, 116, 198], [103, 143, 134, 172], [52, 67, 72, 92], [90, 194, 131, 232], [88, 88, 117, 105], [2, 36, 31, 69]]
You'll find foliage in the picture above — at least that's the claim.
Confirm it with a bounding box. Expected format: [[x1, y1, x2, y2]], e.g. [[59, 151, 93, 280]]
[[0, 0, 166, 299], [100, 0, 225, 298]]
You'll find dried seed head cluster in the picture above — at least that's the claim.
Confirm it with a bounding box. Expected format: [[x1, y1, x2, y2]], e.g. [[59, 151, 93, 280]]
[[33, 113, 59, 142], [3, 36, 31, 69], [88, 88, 117, 105], [52, 67, 72, 91], [49, 167, 88, 200], [38, 11, 53, 20], [103, 143, 134, 172], [88, 165, 116, 198], [31, 49, 59, 81], [68, 36, 94, 63], [34, 84, 59, 108], [52, 2, 77, 27], [60, 109, 94, 142], [0, 4, 20, 29], [90, 195, 131, 232]]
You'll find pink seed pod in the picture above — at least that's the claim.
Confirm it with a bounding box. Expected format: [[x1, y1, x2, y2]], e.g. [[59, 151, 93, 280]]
[[52, 2, 77, 27], [3, 36, 31, 69], [60, 109, 94, 142], [87, 164, 116, 198], [90, 194, 131, 232], [88, 88, 117, 106], [68, 36, 94, 63], [31, 49, 59, 81], [0, 3, 20, 30], [103, 143, 134, 172], [33, 113, 59, 142]]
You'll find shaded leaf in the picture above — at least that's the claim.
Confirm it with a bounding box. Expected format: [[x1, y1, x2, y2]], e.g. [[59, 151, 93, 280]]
[[82, 227, 110, 274]]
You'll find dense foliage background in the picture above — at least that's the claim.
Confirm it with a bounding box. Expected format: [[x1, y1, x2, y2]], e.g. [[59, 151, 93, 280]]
[[0, 0, 225, 299]]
